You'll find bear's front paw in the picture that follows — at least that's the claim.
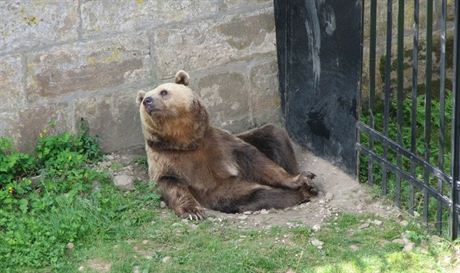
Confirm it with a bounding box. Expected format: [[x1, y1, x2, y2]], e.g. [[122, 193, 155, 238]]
[[176, 206, 206, 221]]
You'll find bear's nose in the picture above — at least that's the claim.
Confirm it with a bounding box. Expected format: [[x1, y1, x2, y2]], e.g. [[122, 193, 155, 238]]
[[143, 97, 153, 105]]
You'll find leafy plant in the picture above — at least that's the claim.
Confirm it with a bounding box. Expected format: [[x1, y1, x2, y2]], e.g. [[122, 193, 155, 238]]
[[359, 91, 454, 234], [0, 120, 157, 270]]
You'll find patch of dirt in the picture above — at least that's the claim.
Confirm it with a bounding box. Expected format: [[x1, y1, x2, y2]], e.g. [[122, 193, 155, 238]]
[[103, 146, 400, 229], [204, 146, 400, 229]]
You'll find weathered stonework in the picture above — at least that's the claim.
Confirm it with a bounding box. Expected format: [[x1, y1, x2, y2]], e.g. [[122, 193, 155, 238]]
[[249, 58, 281, 126], [0, 55, 25, 110], [74, 91, 144, 152], [0, 0, 79, 53], [26, 33, 151, 99], [153, 7, 276, 78], [197, 71, 252, 132], [81, 0, 220, 36], [17, 103, 72, 151], [0, 1, 280, 152]]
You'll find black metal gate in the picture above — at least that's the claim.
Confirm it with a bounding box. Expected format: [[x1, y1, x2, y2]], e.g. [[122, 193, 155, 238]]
[[275, 0, 460, 239], [356, 0, 460, 239]]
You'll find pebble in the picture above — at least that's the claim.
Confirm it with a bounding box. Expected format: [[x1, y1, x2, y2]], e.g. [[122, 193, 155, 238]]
[[237, 215, 248, 220], [162, 256, 171, 263], [392, 239, 405, 245], [243, 211, 252, 215], [260, 209, 269, 215], [359, 223, 370, 229], [373, 220, 383, 226], [312, 225, 321, 232], [350, 244, 359, 251], [113, 174, 134, 191], [66, 242, 74, 250], [403, 242, 415, 252], [310, 238, 324, 249], [160, 201, 166, 208]]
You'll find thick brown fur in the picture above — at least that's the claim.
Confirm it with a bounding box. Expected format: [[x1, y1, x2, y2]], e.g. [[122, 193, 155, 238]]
[[137, 70, 317, 219]]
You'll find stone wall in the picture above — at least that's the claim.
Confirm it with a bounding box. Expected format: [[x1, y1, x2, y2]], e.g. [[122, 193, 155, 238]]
[[0, 0, 280, 152], [361, 0, 456, 102]]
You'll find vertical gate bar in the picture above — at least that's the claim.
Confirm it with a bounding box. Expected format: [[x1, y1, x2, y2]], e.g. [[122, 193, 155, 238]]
[[410, 0, 420, 215], [452, 0, 460, 241], [396, 0, 405, 208], [423, 0, 434, 226], [437, 0, 447, 235], [382, 0, 393, 195], [368, 0, 378, 186]]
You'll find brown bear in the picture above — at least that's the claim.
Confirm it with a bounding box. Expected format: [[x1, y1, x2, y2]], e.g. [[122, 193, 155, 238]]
[[137, 70, 317, 220]]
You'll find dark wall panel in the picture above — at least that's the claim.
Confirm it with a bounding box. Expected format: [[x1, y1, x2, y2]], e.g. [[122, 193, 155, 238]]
[[275, 0, 362, 174]]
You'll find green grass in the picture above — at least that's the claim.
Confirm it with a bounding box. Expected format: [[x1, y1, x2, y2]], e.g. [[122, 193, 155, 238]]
[[2, 121, 459, 272], [15, 211, 459, 273], [358, 91, 455, 235]]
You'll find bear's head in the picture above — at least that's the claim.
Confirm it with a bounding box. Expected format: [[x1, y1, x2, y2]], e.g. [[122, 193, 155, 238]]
[[137, 70, 209, 151]]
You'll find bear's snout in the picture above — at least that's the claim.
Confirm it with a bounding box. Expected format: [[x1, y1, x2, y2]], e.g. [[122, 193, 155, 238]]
[[143, 97, 157, 113]]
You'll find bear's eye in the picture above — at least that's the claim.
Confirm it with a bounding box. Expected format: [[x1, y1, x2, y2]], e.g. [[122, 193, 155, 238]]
[[160, 90, 168, 96]]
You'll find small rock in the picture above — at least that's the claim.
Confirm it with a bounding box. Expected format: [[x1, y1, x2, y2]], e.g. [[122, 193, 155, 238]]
[[190, 224, 198, 230], [160, 201, 166, 208], [403, 242, 415, 252], [350, 244, 359, 251], [312, 225, 321, 232], [113, 174, 134, 191], [373, 220, 383, 226], [30, 175, 42, 186], [78, 266, 85, 272], [66, 242, 74, 251], [237, 215, 248, 220], [392, 239, 405, 245], [162, 256, 171, 263], [325, 193, 334, 201], [260, 209, 269, 215], [142, 240, 149, 245], [243, 211, 252, 215], [310, 238, 324, 249], [359, 223, 370, 229], [430, 235, 442, 243], [400, 220, 408, 226], [132, 266, 140, 273]]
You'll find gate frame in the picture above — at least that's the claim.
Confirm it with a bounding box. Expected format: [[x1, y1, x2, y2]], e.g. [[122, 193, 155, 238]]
[[452, 0, 460, 240], [356, 0, 460, 240]]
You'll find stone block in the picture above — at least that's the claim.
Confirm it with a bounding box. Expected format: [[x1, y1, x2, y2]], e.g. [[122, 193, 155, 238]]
[[16, 103, 72, 151], [81, 0, 219, 36], [152, 7, 276, 77], [0, 55, 25, 110], [220, 0, 272, 11], [0, 1, 79, 53], [26, 34, 151, 98], [249, 58, 281, 125], [197, 71, 252, 132], [74, 91, 143, 152]]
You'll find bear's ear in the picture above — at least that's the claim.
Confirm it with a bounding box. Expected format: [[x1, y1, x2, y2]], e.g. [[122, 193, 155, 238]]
[[137, 90, 146, 106], [175, 70, 190, 86]]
